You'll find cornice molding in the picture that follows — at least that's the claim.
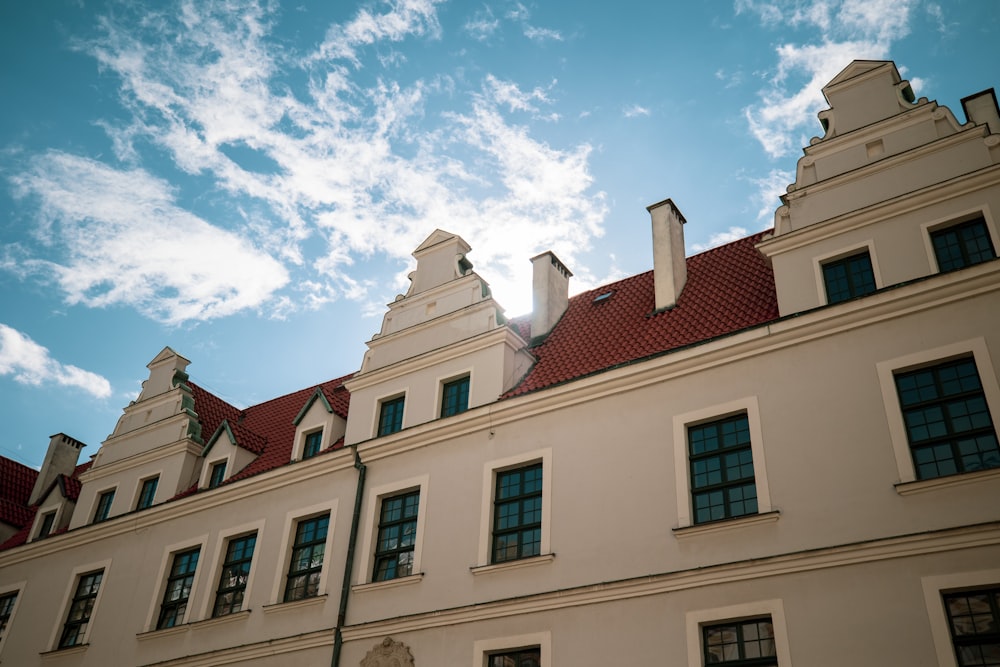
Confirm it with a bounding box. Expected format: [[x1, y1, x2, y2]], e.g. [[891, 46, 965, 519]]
[[79, 437, 203, 482]]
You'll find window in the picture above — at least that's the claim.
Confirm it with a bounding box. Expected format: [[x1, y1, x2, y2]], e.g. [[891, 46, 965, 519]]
[[285, 515, 328, 601], [492, 463, 543, 563], [303, 430, 323, 459], [38, 511, 56, 538], [374, 491, 419, 581], [932, 216, 996, 272], [441, 375, 470, 418], [489, 649, 541, 667], [702, 617, 778, 666], [93, 490, 114, 523], [59, 570, 103, 648], [378, 396, 405, 436], [136, 477, 158, 510], [157, 548, 199, 629], [213, 533, 257, 616], [689, 414, 757, 524], [0, 591, 17, 642], [822, 251, 876, 304], [209, 461, 227, 489], [894, 358, 999, 480], [943, 587, 1000, 667]]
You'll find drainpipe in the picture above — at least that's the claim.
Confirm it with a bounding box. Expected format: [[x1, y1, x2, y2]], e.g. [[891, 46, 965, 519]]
[[331, 446, 366, 667]]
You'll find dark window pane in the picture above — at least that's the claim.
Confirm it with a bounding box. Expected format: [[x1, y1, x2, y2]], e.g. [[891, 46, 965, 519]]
[[689, 414, 757, 524], [373, 491, 419, 581], [932, 217, 996, 272], [492, 463, 543, 563], [823, 251, 877, 304]]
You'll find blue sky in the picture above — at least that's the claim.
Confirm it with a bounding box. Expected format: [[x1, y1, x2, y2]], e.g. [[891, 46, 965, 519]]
[[1, 0, 997, 468]]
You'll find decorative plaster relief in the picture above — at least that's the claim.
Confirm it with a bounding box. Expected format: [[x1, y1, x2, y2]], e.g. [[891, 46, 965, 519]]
[[361, 637, 415, 667]]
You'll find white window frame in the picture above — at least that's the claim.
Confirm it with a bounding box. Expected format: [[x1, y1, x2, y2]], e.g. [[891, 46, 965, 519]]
[[812, 240, 882, 305], [30, 505, 62, 542], [354, 475, 429, 587], [475, 448, 553, 569], [374, 391, 408, 437], [91, 485, 119, 524], [132, 472, 162, 510], [436, 369, 473, 417], [0, 580, 25, 654], [195, 520, 266, 619], [142, 534, 209, 631], [685, 599, 792, 667], [293, 426, 326, 461], [876, 337, 1000, 486], [672, 397, 772, 529], [921, 207, 999, 273], [199, 455, 232, 489], [49, 558, 112, 650], [268, 500, 338, 604], [473, 631, 551, 667], [921, 568, 1000, 667]]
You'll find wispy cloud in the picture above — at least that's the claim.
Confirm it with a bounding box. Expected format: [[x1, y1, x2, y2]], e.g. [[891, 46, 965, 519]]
[[623, 104, 651, 118], [691, 227, 750, 253], [0, 324, 112, 398], [464, 6, 499, 41], [505, 2, 563, 42]]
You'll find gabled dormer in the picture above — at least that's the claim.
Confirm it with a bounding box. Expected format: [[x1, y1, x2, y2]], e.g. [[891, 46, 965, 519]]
[[344, 230, 533, 445], [290, 387, 347, 461], [71, 347, 206, 528], [758, 60, 1000, 315], [198, 419, 265, 489]]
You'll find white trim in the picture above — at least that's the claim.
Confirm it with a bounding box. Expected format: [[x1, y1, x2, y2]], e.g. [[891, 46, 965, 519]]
[[876, 337, 1000, 484], [672, 397, 771, 529], [477, 449, 552, 567], [355, 475, 429, 585], [194, 520, 265, 621], [292, 425, 325, 461], [374, 390, 408, 437], [812, 239, 882, 305], [132, 472, 162, 510], [921, 568, 1000, 667], [49, 558, 113, 651], [0, 580, 25, 654], [30, 505, 61, 542], [472, 631, 551, 667], [90, 484, 119, 524], [199, 455, 231, 490], [142, 535, 209, 632], [268, 500, 338, 604], [684, 599, 792, 667], [921, 206, 999, 273]]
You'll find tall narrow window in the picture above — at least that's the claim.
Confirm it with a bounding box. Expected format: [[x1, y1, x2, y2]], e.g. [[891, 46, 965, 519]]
[[932, 216, 996, 272], [374, 491, 419, 581], [943, 586, 1000, 667], [213, 534, 256, 617], [822, 251, 876, 304], [38, 511, 56, 538], [285, 515, 329, 601], [157, 548, 200, 629], [441, 375, 470, 418], [703, 617, 777, 666], [689, 414, 757, 524], [488, 648, 541, 667], [492, 464, 543, 563], [209, 461, 227, 489], [894, 358, 999, 479], [303, 430, 323, 459], [0, 591, 18, 642], [59, 570, 103, 648], [136, 477, 158, 510], [93, 490, 114, 523], [378, 396, 405, 436]]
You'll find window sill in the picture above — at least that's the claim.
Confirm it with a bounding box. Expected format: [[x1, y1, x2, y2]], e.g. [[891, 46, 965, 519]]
[[263, 594, 328, 613], [137, 624, 189, 641], [470, 553, 555, 576], [188, 609, 251, 630], [673, 511, 780, 539], [895, 467, 1000, 496], [40, 644, 89, 659], [352, 574, 423, 593]]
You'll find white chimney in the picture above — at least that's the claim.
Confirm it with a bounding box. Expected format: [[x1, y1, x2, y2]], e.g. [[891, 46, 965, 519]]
[[962, 88, 1000, 136], [648, 198, 688, 311], [29, 433, 85, 505], [530, 251, 572, 340]]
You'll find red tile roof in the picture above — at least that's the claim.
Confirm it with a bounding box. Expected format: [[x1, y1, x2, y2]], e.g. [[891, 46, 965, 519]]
[[505, 230, 779, 397], [0, 457, 38, 529]]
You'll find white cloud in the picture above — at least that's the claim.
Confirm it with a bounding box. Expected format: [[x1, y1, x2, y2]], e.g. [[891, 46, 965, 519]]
[[311, 0, 443, 65], [691, 227, 751, 253], [747, 168, 795, 221], [464, 6, 499, 41], [623, 104, 651, 118], [523, 25, 563, 42], [0, 324, 112, 398]]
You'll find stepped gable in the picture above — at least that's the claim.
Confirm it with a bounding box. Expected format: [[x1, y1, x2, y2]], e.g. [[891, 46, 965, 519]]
[[506, 230, 779, 397], [0, 457, 38, 529]]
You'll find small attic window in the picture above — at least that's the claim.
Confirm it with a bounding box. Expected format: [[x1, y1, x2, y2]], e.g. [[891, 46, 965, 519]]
[[593, 290, 615, 304], [901, 83, 915, 103], [458, 256, 473, 275]]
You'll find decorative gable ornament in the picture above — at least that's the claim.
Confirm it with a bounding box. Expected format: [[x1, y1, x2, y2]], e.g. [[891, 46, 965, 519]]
[[360, 637, 414, 667]]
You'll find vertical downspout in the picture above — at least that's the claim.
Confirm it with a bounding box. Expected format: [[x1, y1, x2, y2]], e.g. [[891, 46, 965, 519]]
[[331, 446, 366, 667]]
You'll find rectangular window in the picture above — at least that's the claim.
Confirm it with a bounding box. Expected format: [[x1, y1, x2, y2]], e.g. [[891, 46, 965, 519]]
[[488, 648, 541, 667], [157, 548, 199, 629], [0, 591, 17, 641], [213, 533, 256, 617], [689, 414, 758, 524], [492, 464, 543, 563], [209, 461, 227, 489], [441, 375, 470, 418], [93, 490, 114, 523], [136, 477, 158, 510], [303, 430, 323, 459], [822, 251, 876, 304], [378, 396, 405, 436], [285, 515, 328, 601], [932, 216, 996, 272], [374, 491, 419, 581], [943, 586, 1000, 667], [703, 617, 778, 666], [38, 511, 56, 538], [59, 570, 103, 648], [895, 358, 1000, 480]]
